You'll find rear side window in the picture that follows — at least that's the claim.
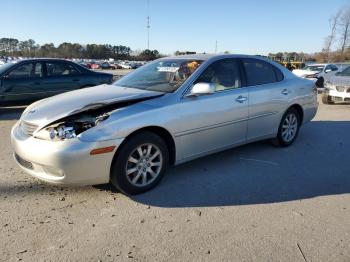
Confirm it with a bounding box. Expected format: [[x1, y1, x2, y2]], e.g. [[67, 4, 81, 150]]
[[242, 59, 282, 86], [46, 62, 80, 76], [274, 67, 284, 82]]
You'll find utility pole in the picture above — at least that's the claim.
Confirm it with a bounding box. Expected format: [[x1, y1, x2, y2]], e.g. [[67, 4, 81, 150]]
[[146, 0, 150, 50], [215, 40, 218, 53]]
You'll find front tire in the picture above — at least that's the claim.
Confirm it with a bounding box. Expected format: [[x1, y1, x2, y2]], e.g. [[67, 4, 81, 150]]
[[110, 132, 169, 195], [322, 94, 333, 104], [272, 108, 300, 147]]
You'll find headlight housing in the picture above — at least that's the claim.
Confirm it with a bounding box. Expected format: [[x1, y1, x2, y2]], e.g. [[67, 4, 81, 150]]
[[34, 113, 109, 141], [324, 81, 335, 90]]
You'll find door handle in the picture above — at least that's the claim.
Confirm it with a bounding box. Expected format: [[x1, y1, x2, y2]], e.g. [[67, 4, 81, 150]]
[[235, 95, 247, 103], [281, 89, 289, 95], [33, 82, 41, 85], [72, 79, 80, 82]]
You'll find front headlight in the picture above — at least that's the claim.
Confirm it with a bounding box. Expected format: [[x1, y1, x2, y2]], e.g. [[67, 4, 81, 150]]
[[324, 81, 335, 90], [34, 114, 109, 141]]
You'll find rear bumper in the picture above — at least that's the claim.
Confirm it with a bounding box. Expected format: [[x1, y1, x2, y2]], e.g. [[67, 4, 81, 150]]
[[11, 121, 124, 185]]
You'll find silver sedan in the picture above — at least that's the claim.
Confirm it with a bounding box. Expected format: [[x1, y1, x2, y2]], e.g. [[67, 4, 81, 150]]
[[11, 54, 318, 194]]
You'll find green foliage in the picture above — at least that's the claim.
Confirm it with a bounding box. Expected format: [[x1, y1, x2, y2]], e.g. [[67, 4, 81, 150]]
[[0, 38, 158, 61]]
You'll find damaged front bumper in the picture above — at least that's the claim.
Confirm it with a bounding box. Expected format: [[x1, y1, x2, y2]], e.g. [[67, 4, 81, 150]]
[[11, 121, 124, 185]]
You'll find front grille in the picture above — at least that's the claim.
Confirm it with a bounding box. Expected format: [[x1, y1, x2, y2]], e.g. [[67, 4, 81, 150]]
[[20, 120, 38, 137], [336, 86, 346, 92], [15, 154, 33, 170], [333, 96, 343, 102]]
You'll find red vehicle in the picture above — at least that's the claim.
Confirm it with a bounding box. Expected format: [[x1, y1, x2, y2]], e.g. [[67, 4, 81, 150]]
[[90, 63, 100, 69]]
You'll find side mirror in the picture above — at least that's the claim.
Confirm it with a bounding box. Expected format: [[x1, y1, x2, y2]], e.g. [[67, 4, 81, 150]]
[[325, 69, 331, 73], [187, 82, 215, 97]]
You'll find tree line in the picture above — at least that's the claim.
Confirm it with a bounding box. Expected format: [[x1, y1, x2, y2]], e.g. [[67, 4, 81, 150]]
[[0, 38, 161, 61]]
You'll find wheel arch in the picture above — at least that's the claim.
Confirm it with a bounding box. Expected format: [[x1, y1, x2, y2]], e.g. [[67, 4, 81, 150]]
[[114, 126, 176, 166], [287, 104, 304, 125]]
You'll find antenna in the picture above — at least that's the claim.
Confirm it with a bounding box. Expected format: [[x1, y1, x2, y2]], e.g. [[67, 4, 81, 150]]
[[215, 40, 218, 53], [147, 0, 150, 50]]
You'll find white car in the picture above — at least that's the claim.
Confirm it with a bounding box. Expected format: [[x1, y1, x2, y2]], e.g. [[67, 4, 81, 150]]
[[293, 64, 339, 88], [119, 63, 132, 69], [322, 66, 350, 104]]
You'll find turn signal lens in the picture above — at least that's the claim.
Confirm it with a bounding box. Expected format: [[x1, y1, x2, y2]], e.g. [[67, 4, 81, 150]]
[[90, 146, 116, 155]]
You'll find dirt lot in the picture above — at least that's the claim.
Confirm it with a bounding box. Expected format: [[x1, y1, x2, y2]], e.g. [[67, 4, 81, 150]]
[[0, 96, 349, 262]]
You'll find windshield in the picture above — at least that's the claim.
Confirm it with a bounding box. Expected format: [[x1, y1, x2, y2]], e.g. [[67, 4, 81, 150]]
[[336, 66, 350, 76], [0, 62, 14, 74], [115, 59, 204, 92], [302, 65, 324, 72]]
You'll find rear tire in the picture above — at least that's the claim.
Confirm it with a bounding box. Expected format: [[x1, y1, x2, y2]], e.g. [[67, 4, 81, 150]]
[[271, 108, 301, 147], [110, 132, 169, 195], [316, 77, 324, 88]]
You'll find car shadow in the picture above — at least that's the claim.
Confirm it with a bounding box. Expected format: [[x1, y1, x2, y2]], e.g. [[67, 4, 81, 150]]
[[129, 121, 350, 207], [0, 106, 26, 120]]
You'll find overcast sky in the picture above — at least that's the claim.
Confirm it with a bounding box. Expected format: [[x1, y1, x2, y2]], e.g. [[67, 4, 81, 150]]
[[1, 0, 349, 55]]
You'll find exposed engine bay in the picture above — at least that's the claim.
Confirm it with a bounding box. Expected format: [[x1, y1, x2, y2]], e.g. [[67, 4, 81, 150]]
[[35, 94, 164, 141]]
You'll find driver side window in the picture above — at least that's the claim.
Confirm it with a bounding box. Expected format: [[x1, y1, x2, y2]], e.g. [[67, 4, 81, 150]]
[[195, 59, 242, 92]]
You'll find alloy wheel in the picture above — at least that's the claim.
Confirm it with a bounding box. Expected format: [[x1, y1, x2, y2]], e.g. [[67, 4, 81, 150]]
[[281, 113, 298, 143], [125, 143, 163, 187]]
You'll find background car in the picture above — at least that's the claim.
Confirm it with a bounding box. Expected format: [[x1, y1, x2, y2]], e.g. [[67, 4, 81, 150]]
[[101, 62, 117, 70], [90, 62, 101, 70], [292, 63, 339, 88], [0, 58, 113, 104], [118, 62, 132, 69], [322, 65, 350, 104]]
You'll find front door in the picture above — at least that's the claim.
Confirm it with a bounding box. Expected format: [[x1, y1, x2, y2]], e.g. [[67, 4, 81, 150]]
[[178, 58, 248, 160]]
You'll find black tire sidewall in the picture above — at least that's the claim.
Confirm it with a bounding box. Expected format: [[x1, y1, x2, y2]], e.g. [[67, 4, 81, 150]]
[[110, 131, 169, 195], [277, 108, 300, 147]]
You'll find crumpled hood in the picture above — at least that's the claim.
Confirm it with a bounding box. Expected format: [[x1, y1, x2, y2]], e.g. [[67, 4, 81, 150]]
[[292, 69, 319, 77], [21, 84, 164, 127]]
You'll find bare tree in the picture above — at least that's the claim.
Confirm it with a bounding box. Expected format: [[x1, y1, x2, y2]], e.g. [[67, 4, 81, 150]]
[[324, 10, 342, 59], [338, 6, 350, 56]]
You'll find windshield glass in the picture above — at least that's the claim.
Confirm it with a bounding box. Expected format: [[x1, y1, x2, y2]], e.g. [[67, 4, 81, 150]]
[[115, 59, 204, 92], [302, 65, 324, 72], [0, 62, 14, 74], [336, 66, 350, 76]]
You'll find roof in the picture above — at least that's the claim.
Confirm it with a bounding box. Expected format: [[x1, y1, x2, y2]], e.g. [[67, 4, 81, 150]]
[[15, 58, 73, 62], [163, 53, 272, 61]]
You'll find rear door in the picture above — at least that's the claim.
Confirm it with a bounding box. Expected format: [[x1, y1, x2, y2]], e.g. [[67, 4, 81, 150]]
[[41, 61, 82, 95], [1, 61, 44, 103], [241, 58, 287, 141]]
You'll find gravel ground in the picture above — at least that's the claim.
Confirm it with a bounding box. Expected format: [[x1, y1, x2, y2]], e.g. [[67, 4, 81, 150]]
[[0, 96, 349, 262]]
